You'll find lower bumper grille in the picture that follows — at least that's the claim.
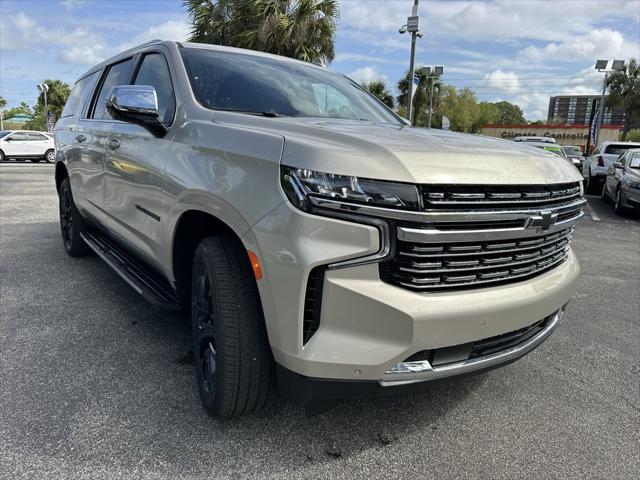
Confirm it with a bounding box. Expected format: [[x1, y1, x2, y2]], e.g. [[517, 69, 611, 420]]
[[380, 227, 574, 291]]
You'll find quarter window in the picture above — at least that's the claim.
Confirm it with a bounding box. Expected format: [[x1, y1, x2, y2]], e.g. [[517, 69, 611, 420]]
[[92, 58, 134, 120], [133, 53, 175, 124], [62, 71, 98, 118]]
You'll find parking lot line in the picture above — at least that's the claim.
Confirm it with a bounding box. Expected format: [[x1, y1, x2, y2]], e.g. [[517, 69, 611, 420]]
[[585, 203, 600, 221]]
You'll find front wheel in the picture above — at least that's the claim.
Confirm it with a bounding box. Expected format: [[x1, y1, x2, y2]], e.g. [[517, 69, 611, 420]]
[[45, 149, 55, 163], [0, 150, 4, 162], [191, 236, 273, 419], [600, 180, 610, 202], [58, 178, 92, 256], [613, 187, 626, 215]]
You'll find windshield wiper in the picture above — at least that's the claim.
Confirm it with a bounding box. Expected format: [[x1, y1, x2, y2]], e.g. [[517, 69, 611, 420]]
[[214, 108, 286, 117]]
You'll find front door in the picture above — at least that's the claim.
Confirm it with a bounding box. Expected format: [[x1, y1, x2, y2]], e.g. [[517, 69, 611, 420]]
[[103, 51, 176, 265], [3, 132, 29, 157]]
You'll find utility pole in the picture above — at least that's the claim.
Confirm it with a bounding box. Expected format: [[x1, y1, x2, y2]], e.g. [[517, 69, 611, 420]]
[[399, 0, 422, 125]]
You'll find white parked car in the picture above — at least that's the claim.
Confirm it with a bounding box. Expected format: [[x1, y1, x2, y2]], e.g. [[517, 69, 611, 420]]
[[584, 141, 640, 193], [0, 130, 56, 163]]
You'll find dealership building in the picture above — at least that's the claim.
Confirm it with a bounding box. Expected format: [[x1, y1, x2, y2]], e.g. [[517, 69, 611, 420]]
[[480, 124, 623, 148], [547, 95, 625, 125]]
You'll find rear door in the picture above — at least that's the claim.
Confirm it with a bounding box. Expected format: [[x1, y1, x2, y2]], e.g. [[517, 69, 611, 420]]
[[75, 58, 135, 214], [26, 132, 49, 156], [103, 50, 176, 264]]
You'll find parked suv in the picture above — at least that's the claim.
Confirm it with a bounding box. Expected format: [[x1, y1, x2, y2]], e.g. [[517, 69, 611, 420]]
[[0, 130, 55, 163], [55, 41, 585, 418]]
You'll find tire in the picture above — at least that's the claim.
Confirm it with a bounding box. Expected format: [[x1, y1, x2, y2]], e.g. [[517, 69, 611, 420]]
[[600, 180, 610, 202], [613, 187, 625, 215], [58, 178, 92, 257], [30, 158, 41, 163], [45, 149, 55, 163], [0, 150, 4, 162], [586, 175, 598, 194], [191, 236, 273, 419]]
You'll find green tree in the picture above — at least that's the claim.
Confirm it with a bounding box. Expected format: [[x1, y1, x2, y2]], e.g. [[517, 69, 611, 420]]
[[472, 101, 500, 132], [0, 96, 6, 109], [493, 100, 526, 124], [397, 66, 441, 126], [24, 79, 70, 130], [3, 102, 33, 119], [438, 86, 479, 133], [606, 58, 640, 140], [183, 0, 339, 64], [362, 80, 394, 109]]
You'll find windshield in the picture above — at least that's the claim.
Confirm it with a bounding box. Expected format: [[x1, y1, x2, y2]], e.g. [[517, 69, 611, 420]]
[[0, 131, 10, 139], [562, 146, 582, 156], [181, 48, 401, 124], [605, 144, 639, 156]]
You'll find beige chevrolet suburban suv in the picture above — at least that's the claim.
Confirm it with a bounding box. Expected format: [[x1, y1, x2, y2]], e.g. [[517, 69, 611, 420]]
[[54, 40, 585, 418]]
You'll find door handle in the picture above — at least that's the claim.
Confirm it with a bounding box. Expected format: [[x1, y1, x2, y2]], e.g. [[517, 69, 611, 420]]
[[106, 139, 120, 150], [75, 134, 86, 143]]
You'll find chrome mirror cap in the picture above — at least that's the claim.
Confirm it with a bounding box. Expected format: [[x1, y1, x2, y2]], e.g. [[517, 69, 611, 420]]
[[106, 85, 159, 117]]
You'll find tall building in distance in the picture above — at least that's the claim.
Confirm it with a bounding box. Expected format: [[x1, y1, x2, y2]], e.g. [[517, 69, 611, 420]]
[[547, 95, 625, 125]]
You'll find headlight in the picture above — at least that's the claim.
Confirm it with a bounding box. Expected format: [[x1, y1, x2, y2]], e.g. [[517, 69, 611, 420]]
[[281, 166, 421, 210]]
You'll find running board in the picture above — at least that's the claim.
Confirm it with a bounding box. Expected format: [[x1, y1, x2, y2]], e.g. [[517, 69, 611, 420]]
[[81, 229, 182, 310]]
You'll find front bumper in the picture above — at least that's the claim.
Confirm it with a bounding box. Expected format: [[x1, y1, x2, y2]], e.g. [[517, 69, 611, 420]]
[[245, 201, 580, 384], [277, 308, 565, 408]]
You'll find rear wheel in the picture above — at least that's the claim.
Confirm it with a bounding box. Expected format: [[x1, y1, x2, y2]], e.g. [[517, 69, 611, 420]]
[[58, 178, 91, 256], [191, 236, 273, 419], [45, 149, 55, 163]]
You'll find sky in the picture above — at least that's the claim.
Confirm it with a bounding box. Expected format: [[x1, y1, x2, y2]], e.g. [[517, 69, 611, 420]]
[[1, 0, 639, 121]]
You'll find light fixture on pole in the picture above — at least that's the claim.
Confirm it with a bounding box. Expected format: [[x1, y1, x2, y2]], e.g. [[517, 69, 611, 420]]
[[37, 83, 49, 132], [398, 0, 423, 125], [593, 59, 625, 146]]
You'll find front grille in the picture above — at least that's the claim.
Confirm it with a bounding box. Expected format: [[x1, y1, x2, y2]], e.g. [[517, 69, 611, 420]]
[[400, 314, 554, 367], [421, 182, 581, 210], [379, 227, 574, 291]]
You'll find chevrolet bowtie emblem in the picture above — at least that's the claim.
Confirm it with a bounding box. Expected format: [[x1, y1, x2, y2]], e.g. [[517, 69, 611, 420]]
[[529, 210, 558, 231]]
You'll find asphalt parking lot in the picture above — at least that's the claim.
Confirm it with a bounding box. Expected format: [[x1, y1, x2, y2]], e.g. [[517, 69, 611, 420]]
[[1, 162, 638, 480]]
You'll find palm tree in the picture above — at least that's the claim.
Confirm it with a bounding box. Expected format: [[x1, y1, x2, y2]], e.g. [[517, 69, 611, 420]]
[[362, 80, 394, 109], [606, 58, 640, 140], [397, 66, 441, 126], [183, 0, 339, 64]]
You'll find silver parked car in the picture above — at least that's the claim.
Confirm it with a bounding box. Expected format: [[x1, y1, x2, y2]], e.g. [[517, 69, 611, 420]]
[[601, 148, 640, 213], [584, 141, 640, 193], [54, 41, 585, 418]]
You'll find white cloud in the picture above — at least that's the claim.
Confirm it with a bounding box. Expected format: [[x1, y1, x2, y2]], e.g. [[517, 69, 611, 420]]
[[519, 29, 639, 63], [483, 70, 521, 94], [119, 20, 189, 50], [347, 66, 389, 85]]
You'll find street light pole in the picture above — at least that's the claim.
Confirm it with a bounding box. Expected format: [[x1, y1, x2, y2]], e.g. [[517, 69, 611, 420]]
[[593, 59, 625, 147], [399, 0, 421, 125], [428, 76, 435, 128], [407, 29, 417, 124], [37, 83, 49, 132]]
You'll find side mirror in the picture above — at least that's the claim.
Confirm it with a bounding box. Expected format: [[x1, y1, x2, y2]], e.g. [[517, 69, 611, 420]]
[[105, 85, 167, 137], [613, 162, 623, 169]]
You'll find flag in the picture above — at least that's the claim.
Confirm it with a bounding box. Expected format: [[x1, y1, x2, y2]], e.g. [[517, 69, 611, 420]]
[[589, 106, 601, 148]]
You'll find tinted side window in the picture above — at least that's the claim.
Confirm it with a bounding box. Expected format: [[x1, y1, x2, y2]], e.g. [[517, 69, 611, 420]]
[[9, 132, 28, 141], [92, 58, 134, 120], [62, 71, 98, 118], [27, 133, 47, 141], [133, 53, 175, 124]]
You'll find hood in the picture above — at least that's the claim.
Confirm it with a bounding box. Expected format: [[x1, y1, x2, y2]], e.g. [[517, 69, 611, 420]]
[[213, 113, 583, 185]]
